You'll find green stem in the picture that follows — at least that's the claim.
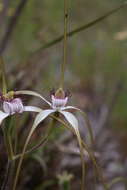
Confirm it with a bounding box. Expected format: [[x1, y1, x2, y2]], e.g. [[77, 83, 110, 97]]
[[60, 0, 68, 88], [12, 129, 32, 190], [81, 141, 109, 190], [52, 116, 109, 190], [2, 128, 13, 160], [53, 116, 85, 190], [13, 123, 53, 160], [12, 116, 58, 190], [1, 160, 12, 190], [0, 56, 7, 94]]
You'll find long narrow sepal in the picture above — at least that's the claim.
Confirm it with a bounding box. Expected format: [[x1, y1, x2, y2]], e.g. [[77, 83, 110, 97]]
[[33, 109, 55, 129], [15, 90, 52, 107], [0, 111, 9, 125], [24, 106, 42, 112], [12, 109, 55, 190], [61, 106, 94, 145], [61, 106, 81, 111], [60, 111, 78, 130], [59, 111, 85, 190]]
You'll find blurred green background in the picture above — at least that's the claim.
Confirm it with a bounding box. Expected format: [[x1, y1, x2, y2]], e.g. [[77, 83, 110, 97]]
[[0, 0, 127, 189], [2, 0, 127, 121]]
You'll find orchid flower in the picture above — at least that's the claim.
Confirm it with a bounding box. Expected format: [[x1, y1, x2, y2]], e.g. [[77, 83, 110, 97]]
[[13, 88, 85, 190], [15, 88, 81, 130], [13, 88, 95, 190], [0, 90, 42, 125], [14, 88, 93, 143]]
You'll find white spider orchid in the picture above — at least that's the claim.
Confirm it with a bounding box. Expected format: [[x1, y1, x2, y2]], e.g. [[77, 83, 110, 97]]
[[14, 88, 94, 190], [15, 88, 81, 130], [14, 88, 93, 140], [0, 90, 42, 125]]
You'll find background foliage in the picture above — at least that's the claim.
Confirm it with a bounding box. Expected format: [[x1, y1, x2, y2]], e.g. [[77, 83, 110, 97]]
[[0, 0, 127, 189]]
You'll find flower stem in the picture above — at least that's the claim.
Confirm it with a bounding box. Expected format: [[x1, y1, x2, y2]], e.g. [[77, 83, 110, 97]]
[[60, 0, 68, 88], [13, 122, 54, 160], [12, 114, 58, 190], [1, 160, 12, 190], [52, 116, 109, 190], [0, 56, 7, 94]]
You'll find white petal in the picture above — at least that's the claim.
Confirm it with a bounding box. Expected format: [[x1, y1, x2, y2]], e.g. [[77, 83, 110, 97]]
[[0, 111, 9, 124], [61, 106, 81, 111], [33, 109, 55, 129], [26, 109, 55, 142], [60, 111, 78, 130], [24, 106, 42, 112], [15, 90, 52, 107]]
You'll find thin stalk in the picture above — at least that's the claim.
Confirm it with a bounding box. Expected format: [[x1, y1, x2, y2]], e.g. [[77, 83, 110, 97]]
[[60, 0, 68, 88], [108, 177, 127, 188], [0, 56, 7, 94], [52, 116, 85, 190], [13, 123, 54, 160], [1, 160, 12, 190], [75, 128, 85, 190], [81, 141, 109, 190], [80, 111, 95, 145], [12, 116, 58, 190], [12, 130, 32, 190], [53, 116, 109, 190], [2, 127, 13, 160]]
